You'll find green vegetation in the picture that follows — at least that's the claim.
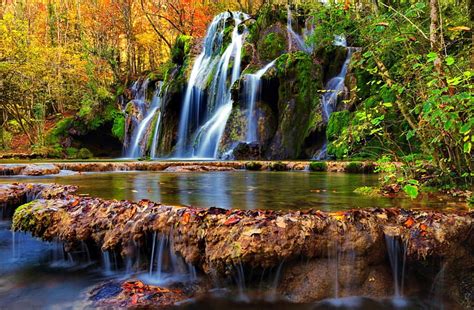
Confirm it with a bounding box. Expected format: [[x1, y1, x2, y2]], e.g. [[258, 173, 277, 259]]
[[309, 161, 327, 172]]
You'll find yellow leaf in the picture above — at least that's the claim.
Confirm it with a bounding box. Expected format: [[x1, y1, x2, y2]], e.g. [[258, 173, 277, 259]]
[[242, 228, 262, 236]]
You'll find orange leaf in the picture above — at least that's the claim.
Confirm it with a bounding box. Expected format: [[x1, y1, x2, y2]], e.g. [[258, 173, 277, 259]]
[[182, 212, 190, 225], [131, 294, 139, 304], [224, 216, 240, 226], [420, 224, 428, 231], [71, 200, 79, 207], [404, 217, 415, 228]]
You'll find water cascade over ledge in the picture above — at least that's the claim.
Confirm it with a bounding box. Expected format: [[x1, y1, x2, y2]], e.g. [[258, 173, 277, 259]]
[[175, 12, 249, 159], [314, 36, 353, 160], [244, 60, 276, 143]]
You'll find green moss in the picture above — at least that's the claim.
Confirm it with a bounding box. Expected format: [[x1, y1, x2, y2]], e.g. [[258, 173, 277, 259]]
[[354, 186, 381, 197], [258, 32, 286, 61], [269, 161, 289, 171], [274, 52, 323, 157], [171, 35, 193, 65], [77, 148, 93, 159], [309, 161, 327, 171], [112, 112, 126, 141], [46, 117, 74, 145], [245, 162, 263, 171], [327, 111, 350, 141]]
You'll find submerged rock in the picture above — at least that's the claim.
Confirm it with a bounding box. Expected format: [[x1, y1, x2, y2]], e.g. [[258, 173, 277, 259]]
[[20, 164, 61, 176]]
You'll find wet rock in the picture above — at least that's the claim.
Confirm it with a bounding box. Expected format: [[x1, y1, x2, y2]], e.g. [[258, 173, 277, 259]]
[[0, 164, 26, 176], [232, 142, 263, 160], [12, 190, 473, 275], [164, 165, 237, 172], [89, 280, 190, 308], [20, 164, 61, 176]]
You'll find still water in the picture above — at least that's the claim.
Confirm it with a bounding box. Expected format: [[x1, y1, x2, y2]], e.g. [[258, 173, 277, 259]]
[[0, 170, 454, 210]]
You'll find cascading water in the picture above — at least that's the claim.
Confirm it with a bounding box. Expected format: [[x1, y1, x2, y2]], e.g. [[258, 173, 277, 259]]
[[124, 81, 165, 158], [314, 36, 353, 160], [141, 232, 196, 286], [175, 12, 249, 159], [244, 60, 276, 143], [287, 6, 314, 53], [385, 235, 409, 307]]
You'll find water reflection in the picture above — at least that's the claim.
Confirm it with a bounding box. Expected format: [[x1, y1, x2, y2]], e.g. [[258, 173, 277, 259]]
[[0, 171, 455, 210]]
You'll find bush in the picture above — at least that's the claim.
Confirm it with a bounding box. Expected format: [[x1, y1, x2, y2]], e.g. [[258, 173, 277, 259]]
[[309, 161, 327, 171], [77, 148, 93, 159], [65, 147, 78, 158]]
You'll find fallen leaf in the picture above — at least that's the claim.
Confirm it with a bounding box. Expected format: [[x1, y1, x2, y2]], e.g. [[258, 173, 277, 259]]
[[224, 216, 240, 226], [242, 228, 262, 236], [404, 217, 415, 228]]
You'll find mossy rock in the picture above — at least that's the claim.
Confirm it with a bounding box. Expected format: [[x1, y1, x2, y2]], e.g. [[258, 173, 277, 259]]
[[77, 148, 94, 159], [171, 35, 193, 65], [258, 32, 286, 61], [327, 111, 350, 141], [269, 161, 289, 171], [269, 52, 323, 158], [245, 162, 263, 171], [345, 161, 375, 173], [309, 161, 327, 172]]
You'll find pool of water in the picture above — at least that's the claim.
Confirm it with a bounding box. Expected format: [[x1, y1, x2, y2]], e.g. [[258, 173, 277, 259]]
[[0, 171, 458, 211]]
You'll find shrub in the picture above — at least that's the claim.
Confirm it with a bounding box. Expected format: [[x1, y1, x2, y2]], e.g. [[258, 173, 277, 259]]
[[77, 148, 93, 159]]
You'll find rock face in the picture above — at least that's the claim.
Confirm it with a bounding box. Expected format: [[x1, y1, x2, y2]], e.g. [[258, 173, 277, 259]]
[[11, 185, 473, 306]]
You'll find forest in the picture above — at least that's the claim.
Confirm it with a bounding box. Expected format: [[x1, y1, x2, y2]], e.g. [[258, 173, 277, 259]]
[[0, 0, 473, 308]]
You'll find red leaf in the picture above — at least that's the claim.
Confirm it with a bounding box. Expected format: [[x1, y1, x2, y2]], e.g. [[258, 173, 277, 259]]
[[224, 216, 240, 226]]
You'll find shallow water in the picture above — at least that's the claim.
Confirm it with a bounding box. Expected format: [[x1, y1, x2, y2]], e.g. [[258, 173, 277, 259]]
[[0, 170, 462, 308], [0, 171, 458, 210]]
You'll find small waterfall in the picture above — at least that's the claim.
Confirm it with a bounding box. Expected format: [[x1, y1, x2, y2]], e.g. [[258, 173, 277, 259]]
[[244, 60, 276, 143], [287, 6, 314, 53], [102, 251, 114, 275], [126, 82, 164, 158], [143, 232, 196, 286], [175, 12, 249, 158], [384, 235, 409, 306], [314, 36, 353, 160]]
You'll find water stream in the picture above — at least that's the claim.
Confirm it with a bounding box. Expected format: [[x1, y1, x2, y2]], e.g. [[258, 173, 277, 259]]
[[244, 60, 276, 143], [314, 36, 353, 160], [125, 81, 165, 158], [175, 12, 249, 159]]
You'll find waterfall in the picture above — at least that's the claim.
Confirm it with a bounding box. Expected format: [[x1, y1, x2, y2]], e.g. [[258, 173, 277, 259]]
[[384, 235, 409, 307], [244, 60, 276, 143], [314, 36, 353, 160], [175, 12, 249, 159], [143, 232, 196, 286], [124, 81, 165, 159], [287, 6, 314, 53]]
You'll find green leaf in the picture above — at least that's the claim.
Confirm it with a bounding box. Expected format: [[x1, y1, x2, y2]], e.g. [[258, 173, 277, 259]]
[[445, 56, 455, 66], [403, 184, 419, 199], [464, 142, 472, 154], [427, 52, 437, 62], [460, 123, 471, 134]]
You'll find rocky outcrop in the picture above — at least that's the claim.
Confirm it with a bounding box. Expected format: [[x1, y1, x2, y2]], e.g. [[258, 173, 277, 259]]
[[0, 164, 60, 176], [9, 184, 474, 306]]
